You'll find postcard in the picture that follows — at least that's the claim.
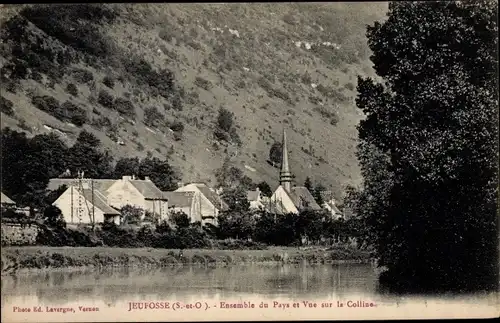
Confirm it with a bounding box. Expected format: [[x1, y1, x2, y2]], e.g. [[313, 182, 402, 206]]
[[1, 2, 499, 322]]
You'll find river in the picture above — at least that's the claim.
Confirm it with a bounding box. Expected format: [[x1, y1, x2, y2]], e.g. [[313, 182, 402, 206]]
[[1, 263, 498, 321]]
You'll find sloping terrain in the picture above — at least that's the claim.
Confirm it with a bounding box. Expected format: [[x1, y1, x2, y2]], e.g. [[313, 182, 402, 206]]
[[0, 3, 387, 199]]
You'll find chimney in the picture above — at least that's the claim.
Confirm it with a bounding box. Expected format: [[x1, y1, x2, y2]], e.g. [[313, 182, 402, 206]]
[[122, 175, 132, 181], [145, 176, 151, 181], [81, 180, 90, 189]]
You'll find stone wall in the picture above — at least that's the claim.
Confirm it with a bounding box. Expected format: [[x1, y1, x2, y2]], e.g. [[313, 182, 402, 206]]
[[1, 223, 39, 246]]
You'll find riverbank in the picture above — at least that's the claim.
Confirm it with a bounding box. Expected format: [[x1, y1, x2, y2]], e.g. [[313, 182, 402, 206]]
[[1, 246, 373, 274]]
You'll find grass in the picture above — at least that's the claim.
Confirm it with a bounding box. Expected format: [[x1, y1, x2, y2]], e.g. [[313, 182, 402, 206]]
[[1, 245, 372, 273]]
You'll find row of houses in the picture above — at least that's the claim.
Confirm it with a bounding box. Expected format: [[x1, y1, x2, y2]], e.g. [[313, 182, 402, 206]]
[[1, 129, 345, 227]]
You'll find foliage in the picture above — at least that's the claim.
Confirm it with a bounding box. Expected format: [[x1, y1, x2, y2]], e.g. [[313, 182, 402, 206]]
[[257, 181, 272, 197], [215, 158, 245, 189], [137, 157, 180, 191], [67, 130, 114, 178], [65, 83, 78, 97], [217, 209, 255, 240], [144, 107, 164, 128], [220, 186, 250, 212], [269, 141, 282, 166], [119, 205, 143, 225], [20, 4, 117, 58], [1, 128, 55, 207], [42, 205, 66, 228], [355, 1, 498, 293], [31, 96, 88, 126], [0, 96, 14, 116], [304, 177, 313, 192], [102, 75, 115, 89]]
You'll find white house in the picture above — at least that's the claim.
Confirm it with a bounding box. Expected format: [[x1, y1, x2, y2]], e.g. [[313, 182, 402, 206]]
[[48, 175, 169, 222], [163, 191, 203, 223], [175, 183, 228, 225], [53, 183, 121, 225]]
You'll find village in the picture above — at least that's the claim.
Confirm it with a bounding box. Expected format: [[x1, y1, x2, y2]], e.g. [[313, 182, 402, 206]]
[[1, 129, 344, 231]]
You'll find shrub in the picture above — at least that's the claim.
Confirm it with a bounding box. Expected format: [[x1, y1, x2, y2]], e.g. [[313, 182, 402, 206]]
[[144, 107, 164, 128], [97, 90, 114, 109], [61, 101, 87, 126], [65, 83, 78, 96], [0, 96, 15, 116], [102, 75, 115, 89], [114, 98, 135, 118], [217, 107, 234, 133], [345, 82, 355, 91], [194, 76, 212, 91], [72, 68, 94, 84], [169, 121, 184, 133]]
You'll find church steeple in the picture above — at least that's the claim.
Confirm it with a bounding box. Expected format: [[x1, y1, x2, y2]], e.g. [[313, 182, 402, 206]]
[[280, 128, 293, 192]]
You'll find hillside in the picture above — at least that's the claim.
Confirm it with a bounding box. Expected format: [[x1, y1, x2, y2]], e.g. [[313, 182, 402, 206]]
[[0, 3, 388, 199]]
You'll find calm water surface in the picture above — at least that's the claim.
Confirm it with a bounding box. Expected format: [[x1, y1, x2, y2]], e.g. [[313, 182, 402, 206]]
[[2, 263, 498, 321], [3, 264, 381, 305]]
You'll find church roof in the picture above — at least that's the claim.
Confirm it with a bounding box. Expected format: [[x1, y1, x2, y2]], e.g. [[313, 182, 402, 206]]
[[289, 186, 322, 211], [163, 191, 195, 208]]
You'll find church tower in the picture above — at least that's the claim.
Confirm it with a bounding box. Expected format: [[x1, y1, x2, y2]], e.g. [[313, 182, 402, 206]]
[[279, 128, 293, 192]]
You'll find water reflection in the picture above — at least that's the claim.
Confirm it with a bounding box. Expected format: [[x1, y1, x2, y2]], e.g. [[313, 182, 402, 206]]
[[2, 264, 379, 306]]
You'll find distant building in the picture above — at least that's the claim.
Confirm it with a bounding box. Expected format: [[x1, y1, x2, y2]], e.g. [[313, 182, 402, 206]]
[[247, 188, 265, 210], [163, 191, 202, 223], [320, 191, 343, 220], [175, 183, 228, 225], [53, 182, 121, 225], [268, 129, 322, 214]]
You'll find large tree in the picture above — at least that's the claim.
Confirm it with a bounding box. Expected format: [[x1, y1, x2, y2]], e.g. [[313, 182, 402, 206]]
[[356, 1, 498, 292]]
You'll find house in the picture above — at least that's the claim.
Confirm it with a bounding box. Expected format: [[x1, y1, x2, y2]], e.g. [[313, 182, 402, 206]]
[[175, 183, 228, 225], [320, 190, 343, 220], [1, 192, 16, 209], [163, 191, 202, 222], [268, 129, 322, 214], [103, 176, 168, 221], [48, 175, 169, 222], [247, 188, 265, 210], [52, 183, 121, 225]]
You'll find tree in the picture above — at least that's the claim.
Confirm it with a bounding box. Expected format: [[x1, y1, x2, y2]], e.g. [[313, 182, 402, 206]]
[[170, 211, 190, 229], [269, 141, 282, 166], [221, 186, 250, 212], [120, 205, 143, 225], [216, 107, 234, 133], [138, 157, 179, 191], [0, 127, 52, 208], [114, 157, 141, 178], [67, 130, 114, 178], [217, 210, 255, 240], [304, 177, 313, 192], [313, 184, 326, 206], [356, 1, 498, 293], [42, 205, 65, 228], [257, 181, 272, 197], [214, 158, 243, 189]]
